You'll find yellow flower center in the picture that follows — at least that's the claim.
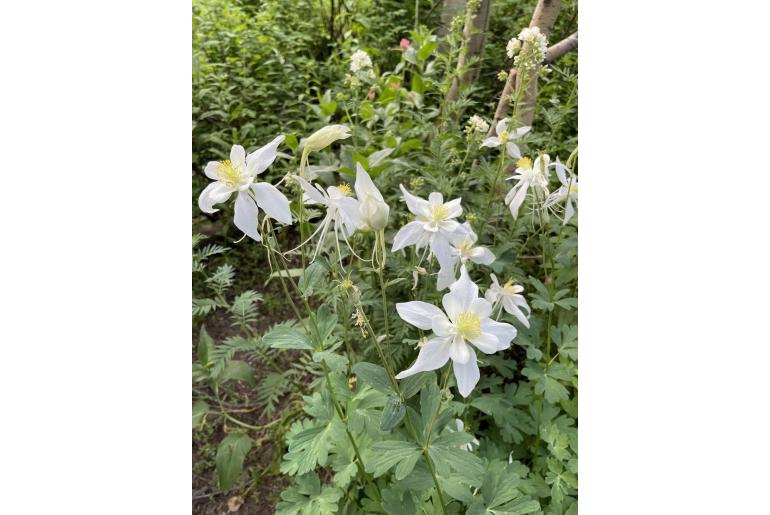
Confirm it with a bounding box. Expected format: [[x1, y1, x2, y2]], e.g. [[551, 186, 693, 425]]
[[337, 183, 352, 196], [215, 160, 243, 188], [431, 203, 449, 221], [516, 157, 532, 170], [456, 312, 481, 340], [498, 130, 510, 143], [569, 184, 579, 194], [340, 279, 354, 290]]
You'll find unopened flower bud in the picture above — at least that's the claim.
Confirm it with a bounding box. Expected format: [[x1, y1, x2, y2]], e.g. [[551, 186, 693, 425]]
[[304, 125, 351, 153]]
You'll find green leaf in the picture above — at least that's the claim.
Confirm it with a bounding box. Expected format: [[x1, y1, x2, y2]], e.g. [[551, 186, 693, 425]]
[[297, 261, 326, 297], [417, 37, 438, 61], [380, 395, 406, 431], [284, 133, 299, 152], [312, 351, 348, 373], [218, 360, 256, 387], [420, 382, 441, 439], [366, 440, 422, 479], [263, 322, 312, 350], [192, 399, 208, 430], [215, 432, 252, 491], [352, 362, 393, 394], [276, 472, 341, 515], [368, 147, 394, 167], [198, 325, 214, 367], [281, 419, 341, 476], [401, 372, 433, 399]]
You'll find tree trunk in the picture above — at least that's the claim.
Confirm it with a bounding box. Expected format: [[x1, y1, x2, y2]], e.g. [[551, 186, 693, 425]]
[[488, 0, 562, 132], [445, 0, 491, 104]]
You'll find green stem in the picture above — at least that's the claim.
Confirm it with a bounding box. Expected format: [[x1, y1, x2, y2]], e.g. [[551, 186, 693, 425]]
[[266, 223, 382, 503]]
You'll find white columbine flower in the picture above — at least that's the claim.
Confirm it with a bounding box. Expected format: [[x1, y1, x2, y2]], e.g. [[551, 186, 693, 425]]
[[504, 155, 551, 219], [354, 163, 390, 231], [350, 49, 373, 73], [198, 137, 291, 242], [293, 176, 361, 261], [395, 267, 517, 397], [480, 118, 530, 159], [506, 37, 521, 58], [392, 186, 464, 276], [436, 223, 495, 290], [485, 274, 531, 328], [544, 157, 578, 225]]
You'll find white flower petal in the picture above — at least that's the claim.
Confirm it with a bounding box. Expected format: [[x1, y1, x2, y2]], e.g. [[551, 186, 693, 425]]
[[495, 118, 508, 136], [395, 337, 452, 379], [449, 336, 472, 364], [430, 234, 454, 271], [469, 298, 493, 319], [469, 332, 499, 354], [480, 137, 501, 148], [230, 144, 246, 166], [453, 352, 480, 397], [204, 161, 220, 180], [507, 184, 528, 219], [428, 192, 444, 205], [396, 301, 447, 330], [335, 196, 363, 235], [198, 182, 233, 214], [400, 184, 430, 217], [432, 315, 454, 337], [354, 163, 383, 202], [506, 142, 522, 160], [470, 246, 495, 265], [392, 221, 426, 251], [436, 264, 457, 291], [564, 198, 575, 224], [246, 135, 284, 176], [448, 266, 479, 312], [443, 198, 463, 219], [504, 301, 531, 328], [233, 191, 262, 241], [442, 291, 464, 322], [250, 183, 292, 225], [514, 126, 531, 138], [293, 175, 327, 205], [480, 319, 517, 349]]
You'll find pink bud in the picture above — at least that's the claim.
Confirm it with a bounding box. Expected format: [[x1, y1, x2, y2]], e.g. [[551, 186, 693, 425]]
[[367, 90, 375, 100], [400, 38, 411, 49]]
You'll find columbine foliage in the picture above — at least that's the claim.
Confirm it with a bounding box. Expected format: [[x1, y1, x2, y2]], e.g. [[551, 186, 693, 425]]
[[193, 7, 578, 513]]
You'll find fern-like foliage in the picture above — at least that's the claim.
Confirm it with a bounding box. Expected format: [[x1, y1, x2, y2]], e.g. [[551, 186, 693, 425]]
[[192, 297, 227, 317], [206, 263, 235, 297], [209, 336, 260, 378], [256, 371, 291, 418], [229, 290, 263, 327]]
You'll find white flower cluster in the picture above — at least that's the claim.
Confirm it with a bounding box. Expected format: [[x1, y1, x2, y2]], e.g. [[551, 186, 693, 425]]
[[196, 123, 577, 398], [349, 49, 373, 73], [506, 38, 521, 59], [513, 26, 548, 71], [464, 115, 490, 136]]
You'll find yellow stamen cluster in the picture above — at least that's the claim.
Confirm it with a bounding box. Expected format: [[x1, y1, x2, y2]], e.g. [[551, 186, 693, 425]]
[[498, 130, 510, 143], [456, 312, 482, 340], [431, 203, 449, 221], [516, 157, 533, 170], [215, 160, 243, 188], [337, 183, 353, 196]]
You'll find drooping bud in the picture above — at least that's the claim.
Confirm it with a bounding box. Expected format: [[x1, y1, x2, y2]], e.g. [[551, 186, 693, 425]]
[[304, 125, 351, 153]]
